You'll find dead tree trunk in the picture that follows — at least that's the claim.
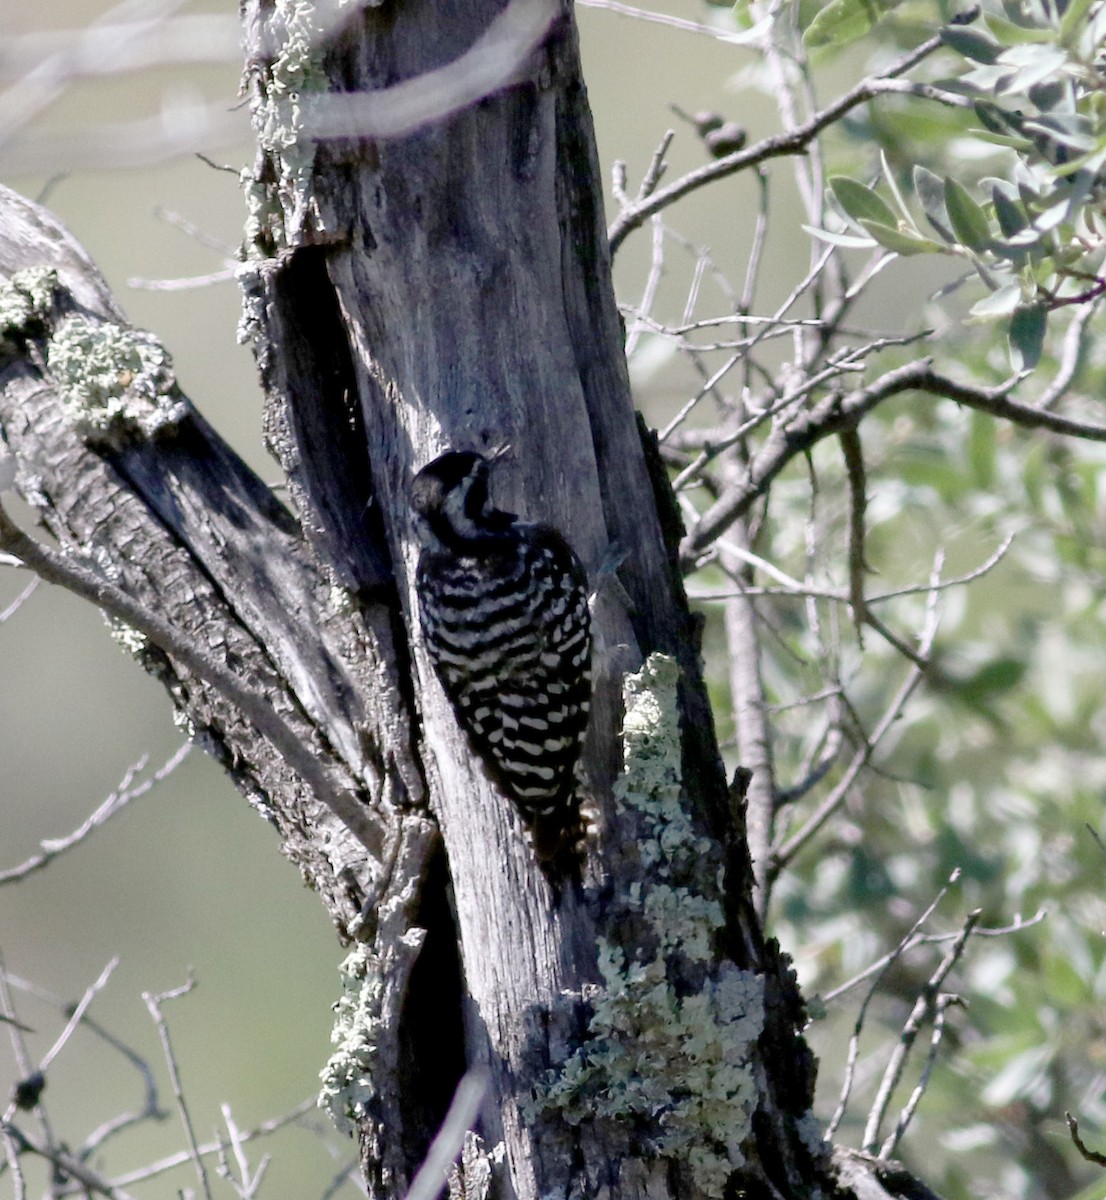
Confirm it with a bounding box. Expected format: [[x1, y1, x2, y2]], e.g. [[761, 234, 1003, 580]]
[[0, 3, 943, 1199]]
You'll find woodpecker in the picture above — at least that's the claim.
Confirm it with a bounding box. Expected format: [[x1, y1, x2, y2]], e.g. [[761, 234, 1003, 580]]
[[410, 450, 591, 872]]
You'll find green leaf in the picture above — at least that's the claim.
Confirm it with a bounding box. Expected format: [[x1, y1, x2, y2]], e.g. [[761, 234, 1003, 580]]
[[940, 25, 1003, 63], [804, 0, 899, 48], [991, 186, 1028, 237], [974, 102, 1024, 137], [968, 410, 996, 489], [995, 46, 1070, 96], [970, 283, 1022, 318], [829, 176, 898, 227], [880, 150, 912, 225], [945, 178, 993, 251], [1008, 303, 1047, 370], [913, 166, 954, 242], [857, 221, 941, 255], [984, 13, 1055, 44], [960, 657, 1027, 701], [1059, 0, 1096, 41], [802, 224, 877, 249]]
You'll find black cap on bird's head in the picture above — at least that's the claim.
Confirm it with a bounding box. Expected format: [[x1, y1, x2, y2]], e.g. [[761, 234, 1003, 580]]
[[411, 451, 487, 517], [411, 447, 513, 544]]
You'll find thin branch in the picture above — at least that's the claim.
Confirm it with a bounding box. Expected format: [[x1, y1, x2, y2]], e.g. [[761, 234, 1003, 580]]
[[839, 427, 869, 645], [721, 521, 777, 918], [320, 1159, 366, 1200], [0, 576, 38, 622], [672, 331, 927, 495], [825, 871, 961, 1140], [0, 969, 169, 1150], [0, 743, 191, 885], [79, 1011, 169, 1151], [576, 0, 747, 40], [637, 129, 675, 201], [127, 268, 236, 291], [406, 1069, 489, 1200], [739, 168, 771, 319], [301, 0, 558, 142], [218, 1103, 270, 1199], [879, 993, 963, 1158], [608, 32, 948, 253], [823, 908, 1045, 1005], [1066, 1113, 1106, 1168], [0, 1123, 139, 1200], [770, 553, 943, 876], [775, 726, 843, 805], [864, 909, 982, 1155], [680, 357, 1106, 563], [143, 977, 212, 1200], [39, 958, 118, 1074], [625, 215, 666, 358], [110, 1099, 317, 1189], [687, 533, 1016, 607], [1038, 300, 1096, 411], [0, 953, 29, 1200]]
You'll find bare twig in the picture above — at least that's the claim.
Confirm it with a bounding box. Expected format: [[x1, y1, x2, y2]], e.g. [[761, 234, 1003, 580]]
[[864, 909, 982, 1155], [637, 129, 675, 201], [687, 534, 1016, 607], [825, 871, 961, 1140], [680, 358, 1100, 562], [406, 1069, 488, 1200], [824, 909, 1045, 1006], [217, 1103, 270, 1199], [0, 744, 191, 885], [143, 977, 212, 1200], [879, 992, 963, 1158], [1066, 1113, 1106, 1168], [0, 969, 169, 1149], [0, 954, 28, 1200], [608, 33, 948, 253], [625, 215, 667, 358], [110, 1098, 316, 1189], [577, 0, 748, 40], [1038, 300, 1097, 411], [39, 958, 118, 1074], [301, 0, 558, 142], [771, 552, 944, 876], [127, 268, 236, 291], [722, 520, 777, 917], [839, 427, 869, 645], [0, 576, 37, 622], [0, 1123, 139, 1200], [775, 725, 843, 805]]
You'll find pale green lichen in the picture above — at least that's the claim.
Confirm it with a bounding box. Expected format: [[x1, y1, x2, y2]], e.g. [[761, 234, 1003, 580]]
[[244, 0, 341, 256], [318, 945, 381, 1135], [532, 654, 764, 1197], [47, 315, 185, 443], [0, 267, 58, 341], [107, 618, 149, 656], [328, 582, 357, 616]]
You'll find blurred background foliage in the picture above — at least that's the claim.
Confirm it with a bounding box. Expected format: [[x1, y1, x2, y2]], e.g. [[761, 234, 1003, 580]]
[[2, 1, 1106, 1198]]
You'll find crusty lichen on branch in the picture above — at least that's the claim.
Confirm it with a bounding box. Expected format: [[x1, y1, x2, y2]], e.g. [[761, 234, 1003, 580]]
[[0, 264, 184, 446], [318, 944, 383, 1136], [532, 653, 765, 1197]]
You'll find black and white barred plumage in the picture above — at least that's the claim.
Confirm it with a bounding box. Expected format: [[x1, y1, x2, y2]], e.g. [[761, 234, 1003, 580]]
[[411, 450, 591, 868]]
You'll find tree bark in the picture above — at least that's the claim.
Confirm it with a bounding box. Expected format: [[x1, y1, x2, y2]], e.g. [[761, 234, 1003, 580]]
[[0, 3, 945, 1200]]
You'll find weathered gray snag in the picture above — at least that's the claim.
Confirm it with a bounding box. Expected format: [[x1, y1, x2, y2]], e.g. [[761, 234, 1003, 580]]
[[0, 2, 943, 1199]]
